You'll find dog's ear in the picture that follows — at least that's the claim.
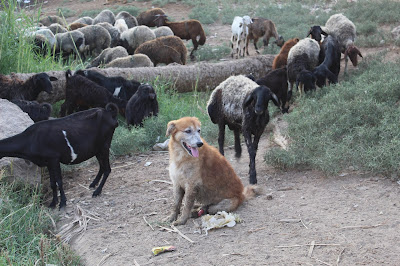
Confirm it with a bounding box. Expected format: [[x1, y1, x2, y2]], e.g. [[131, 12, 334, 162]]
[[166, 120, 176, 137]]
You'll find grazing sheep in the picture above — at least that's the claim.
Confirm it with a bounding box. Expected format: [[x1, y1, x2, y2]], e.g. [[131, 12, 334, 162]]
[[93, 9, 115, 25], [67, 22, 88, 31], [115, 11, 138, 29], [97, 22, 121, 47], [287, 38, 320, 99], [73, 16, 93, 25], [39, 15, 66, 27], [154, 15, 206, 59], [230, 16, 253, 59], [11, 100, 52, 122], [54, 30, 87, 57], [60, 70, 126, 116], [120, 26, 156, 54], [77, 25, 111, 56], [29, 28, 56, 53], [0, 73, 57, 101], [307, 25, 328, 43], [0, 103, 119, 209], [125, 84, 159, 127], [115, 19, 128, 33], [134, 36, 187, 66], [137, 8, 166, 27], [313, 35, 341, 87], [272, 37, 300, 70], [322, 13, 363, 74], [75, 69, 141, 102], [88, 46, 129, 68], [105, 54, 154, 68], [246, 18, 284, 55], [207, 75, 279, 184], [153, 26, 174, 38], [48, 23, 67, 34]]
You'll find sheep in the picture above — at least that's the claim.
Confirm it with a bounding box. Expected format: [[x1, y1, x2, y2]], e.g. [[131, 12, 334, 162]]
[[0, 103, 119, 209], [93, 9, 116, 25], [246, 18, 284, 55], [230, 16, 253, 59], [77, 25, 111, 56], [96, 22, 121, 48], [120, 26, 156, 54], [136, 8, 166, 27], [54, 30, 87, 58], [88, 46, 129, 68], [114, 19, 128, 33], [307, 25, 328, 43], [322, 13, 363, 74], [253, 67, 290, 113], [48, 23, 68, 35], [207, 75, 279, 184], [272, 37, 300, 70], [29, 28, 56, 54], [125, 83, 159, 127], [60, 70, 127, 116], [154, 15, 206, 59], [134, 36, 187, 66], [105, 54, 154, 68], [115, 11, 138, 29], [153, 26, 174, 38], [0, 72, 57, 101], [287, 38, 320, 99], [39, 15, 66, 27], [11, 100, 52, 122], [313, 35, 341, 87], [67, 22, 88, 31], [74, 69, 141, 102], [73, 16, 93, 25]]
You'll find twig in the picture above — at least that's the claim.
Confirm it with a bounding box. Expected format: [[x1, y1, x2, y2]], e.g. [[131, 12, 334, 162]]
[[308, 241, 315, 258], [222, 253, 244, 257], [300, 218, 309, 229], [78, 183, 90, 190], [171, 225, 195, 243], [0, 204, 33, 226], [150, 180, 173, 185], [112, 162, 137, 170], [275, 243, 341, 248], [340, 224, 383, 229], [46, 212, 57, 231], [336, 248, 345, 266], [311, 256, 332, 266], [197, 101, 208, 115], [134, 259, 140, 266], [248, 226, 267, 233], [143, 216, 154, 231], [97, 253, 113, 266], [279, 218, 301, 223], [159, 226, 175, 232]]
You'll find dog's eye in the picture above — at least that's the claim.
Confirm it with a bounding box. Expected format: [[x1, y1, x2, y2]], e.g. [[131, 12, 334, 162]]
[[185, 129, 192, 134], [198, 129, 201, 133]]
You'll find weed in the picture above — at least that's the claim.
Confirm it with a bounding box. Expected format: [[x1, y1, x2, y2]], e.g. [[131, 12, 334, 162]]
[[189, 4, 219, 24]]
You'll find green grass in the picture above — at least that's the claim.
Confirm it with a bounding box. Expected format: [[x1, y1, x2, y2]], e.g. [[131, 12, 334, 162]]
[[57, 7, 76, 18]]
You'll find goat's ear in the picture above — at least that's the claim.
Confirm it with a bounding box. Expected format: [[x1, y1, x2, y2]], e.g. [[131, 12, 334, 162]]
[[166, 121, 176, 137], [243, 92, 254, 108], [49, 76, 58, 81], [357, 48, 363, 58], [239, 22, 243, 28], [321, 29, 328, 36], [306, 27, 312, 37]]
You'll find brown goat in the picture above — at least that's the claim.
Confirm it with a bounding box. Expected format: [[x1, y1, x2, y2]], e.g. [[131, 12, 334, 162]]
[[67, 22, 88, 31], [246, 18, 284, 55], [155, 15, 206, 60], [272, 37, 300, 70], [134, 36, 187, 66], [137, 8, 166, 27]]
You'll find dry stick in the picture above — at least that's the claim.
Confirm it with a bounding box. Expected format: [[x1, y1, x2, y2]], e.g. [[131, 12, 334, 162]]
[[171, 225, 195, 243], [111, 162, 137, 170], [336, 248, 345, 266], [311, 256, 332, 266], [134, 259, 140, 266], [97, 253, 113, 266], [150, 180, 173, 185], [300, 218, 309, 229], [307, 241, 315, 258], [275, 243, 341, 248], [340, 224, 383, 229], [78, 183, 90, 190], [248, 226, 267, 233], [46, 212, 57, 231], [143, 216, 154, 231]]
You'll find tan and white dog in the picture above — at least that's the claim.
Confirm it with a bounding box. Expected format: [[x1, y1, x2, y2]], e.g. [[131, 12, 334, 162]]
[[165, 117, 257, 225]]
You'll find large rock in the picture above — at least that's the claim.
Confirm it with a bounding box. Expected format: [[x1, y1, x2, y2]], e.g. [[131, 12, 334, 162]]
[[392, 25, 400, 41], [0, 99, 42, 185]]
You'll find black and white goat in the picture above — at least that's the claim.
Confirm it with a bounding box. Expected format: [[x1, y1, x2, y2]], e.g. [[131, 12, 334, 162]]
[[0, 103, 119, 209]]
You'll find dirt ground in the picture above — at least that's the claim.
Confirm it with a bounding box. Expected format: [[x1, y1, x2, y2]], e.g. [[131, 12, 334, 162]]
[[34, 1, 400, 265]]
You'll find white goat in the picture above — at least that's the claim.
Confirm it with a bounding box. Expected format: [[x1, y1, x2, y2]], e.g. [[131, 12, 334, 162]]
[[231, 16, 253, 59]]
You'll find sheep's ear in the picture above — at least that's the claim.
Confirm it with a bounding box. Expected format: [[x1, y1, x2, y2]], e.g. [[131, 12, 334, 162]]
[[321, 29, 328, 36], [166, 121, 176, 137], [243, 93, 254, 108], [50, 76, 58, 81]]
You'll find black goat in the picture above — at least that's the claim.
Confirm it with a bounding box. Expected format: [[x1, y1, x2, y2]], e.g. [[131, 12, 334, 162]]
[[74, 70, 140, 102], [313, 35, 341, 87], [307, 25, 328, 42], [60, 70, 127, 116], [0, 103, 119, 209], [12, 100, 52, 122], [0, 73, 57, 101], [125, 84, 159, 127], [287, 53, 317, 101]]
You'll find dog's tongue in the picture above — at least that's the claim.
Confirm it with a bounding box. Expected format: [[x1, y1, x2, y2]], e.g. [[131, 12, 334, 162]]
[[191, 147, 199, 157]]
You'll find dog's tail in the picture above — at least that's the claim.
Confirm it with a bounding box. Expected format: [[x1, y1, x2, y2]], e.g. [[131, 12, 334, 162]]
[[243, 185, 261, 200]]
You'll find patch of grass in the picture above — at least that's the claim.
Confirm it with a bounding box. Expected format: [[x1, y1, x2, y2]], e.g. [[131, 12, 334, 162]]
[[193, 44, 231, 62], [80, 9, 102, 18], [151, 0, 177, 7], [57, 7, 76, 18], [110, 5, 141, 16], [79, 0, 93, 2], [189, 3, 219, 24], [356, 21, 377, 36], [265, 56, 400, 176]]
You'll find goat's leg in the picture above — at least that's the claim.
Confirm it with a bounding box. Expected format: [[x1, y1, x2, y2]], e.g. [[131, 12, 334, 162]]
[[165, 186, 184, 223], [89, 161, 104, 189], [234, 129, 242, 158], [263, 36, 270, 48], [59, 102, 67, 117], [253, 37, 260, 54], [218, 123, 225, 155], [48, 161, 67, 209], [92, 152, 111, 197], [48, 168, 58, 208], [236, 39, 240, 59], [245, 36, 250, 56], [344, 54, 349, 75], [190, 39, 198, 60], [243, 131, 257, 184], [173, 186, 196, 226], [230, 35, 236, 58]]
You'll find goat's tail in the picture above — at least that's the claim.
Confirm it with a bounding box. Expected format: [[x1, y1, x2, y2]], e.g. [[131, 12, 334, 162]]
[[198, 24, 206, 45], [65, 69, 73, 80], [243, 185, 261, 200], [105, 103, 119, 119]]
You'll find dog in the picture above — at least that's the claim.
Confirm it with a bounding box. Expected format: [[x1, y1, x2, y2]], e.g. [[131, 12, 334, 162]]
[[165, 117, 257, 225]]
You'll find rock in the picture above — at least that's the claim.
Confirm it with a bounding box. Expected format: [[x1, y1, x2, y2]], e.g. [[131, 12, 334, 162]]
[[391, 25, 400, 41], [0, 99, 42, 185]]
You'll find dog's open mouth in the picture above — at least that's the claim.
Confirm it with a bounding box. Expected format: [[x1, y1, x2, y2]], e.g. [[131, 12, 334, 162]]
[[182, 142, 199, 158]]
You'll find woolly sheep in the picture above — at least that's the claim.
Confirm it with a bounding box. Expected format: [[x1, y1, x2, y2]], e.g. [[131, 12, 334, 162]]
[[68, 22, 88, 31], [39, 15, 66, 27], [120, 25, 156, 54], [136, 8, 166, 27], [88, 46, 129, 68], [30, 28, 56, 51], [93, 9, 115, 25], [48, 23, 68, 35], [97, 22, 121, 47], [115, 11, 138, 29], [54, 30, 87, 57], [322, 13, 363, 74], [115, 19, 128, 33], [73, 16, 93, 25], [105, 54, 154, 68], [153, 26, 174, 38], [77, 25, 111, 56], [231, 16, 253, 59]]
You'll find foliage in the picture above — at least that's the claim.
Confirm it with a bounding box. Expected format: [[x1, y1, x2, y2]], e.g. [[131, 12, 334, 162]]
[[193, 44, 231, 62], [57, 7, 76, 18], [189, 3, 219, 24]]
